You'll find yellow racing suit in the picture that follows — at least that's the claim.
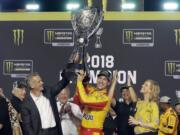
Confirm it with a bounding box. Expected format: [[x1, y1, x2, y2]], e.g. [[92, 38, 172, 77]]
[[158, 107, 179, 135], [76, 81, 111, 135]]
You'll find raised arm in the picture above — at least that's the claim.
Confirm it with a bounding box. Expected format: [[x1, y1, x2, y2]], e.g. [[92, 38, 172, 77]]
[[127, 76, 137, 103], [108, 70, 118, 99], [51, 71, 69, 96], [111, 98, 117, 107]]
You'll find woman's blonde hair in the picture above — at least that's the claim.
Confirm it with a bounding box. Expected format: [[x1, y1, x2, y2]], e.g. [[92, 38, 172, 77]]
[[146, 79, 160, 102]]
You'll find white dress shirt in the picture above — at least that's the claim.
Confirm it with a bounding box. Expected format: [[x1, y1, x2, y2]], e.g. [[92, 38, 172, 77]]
[[57, 101, 82, 135], [30, 92, 56, 129]]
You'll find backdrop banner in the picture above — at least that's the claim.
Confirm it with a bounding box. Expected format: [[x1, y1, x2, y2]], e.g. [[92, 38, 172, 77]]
[[0, 12, 180, 99]]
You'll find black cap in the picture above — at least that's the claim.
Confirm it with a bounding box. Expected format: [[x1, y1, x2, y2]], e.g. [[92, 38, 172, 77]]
[[13, 80, 27, 89], [97, 70, 111, 80]]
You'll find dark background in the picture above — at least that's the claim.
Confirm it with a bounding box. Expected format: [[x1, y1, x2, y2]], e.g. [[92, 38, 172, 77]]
[[0, 18, 180, 102]]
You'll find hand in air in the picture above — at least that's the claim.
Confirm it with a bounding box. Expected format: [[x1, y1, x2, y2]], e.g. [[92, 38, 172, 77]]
[[76, 70, 86, 82]]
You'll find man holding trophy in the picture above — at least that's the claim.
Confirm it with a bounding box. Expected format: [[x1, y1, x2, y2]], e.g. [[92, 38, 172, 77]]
[[63, 0, 119, 134], [76, 70, 118, 135]]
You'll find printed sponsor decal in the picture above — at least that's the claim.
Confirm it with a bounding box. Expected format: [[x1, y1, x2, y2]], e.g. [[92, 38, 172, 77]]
[[123, 29, 154, 47], [165, 60, 180, 79], [44, 29, 74, 47], [3, 60, 33, 78]]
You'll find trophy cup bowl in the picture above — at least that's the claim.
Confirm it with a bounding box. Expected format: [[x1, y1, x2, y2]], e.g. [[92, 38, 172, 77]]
[[71, 7, 103, 39], [64, 7, 103, 81]]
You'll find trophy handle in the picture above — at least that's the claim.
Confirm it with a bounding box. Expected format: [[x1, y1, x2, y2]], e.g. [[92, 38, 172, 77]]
[[87, 11, 104, 39]]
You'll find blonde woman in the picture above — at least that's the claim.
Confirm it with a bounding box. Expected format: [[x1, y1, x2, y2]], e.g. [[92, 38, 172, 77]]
[[129, 79, 160, 135]]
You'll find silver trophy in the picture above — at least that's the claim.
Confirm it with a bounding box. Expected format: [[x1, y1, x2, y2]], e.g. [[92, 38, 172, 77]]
[[65, 7, 103, 81]]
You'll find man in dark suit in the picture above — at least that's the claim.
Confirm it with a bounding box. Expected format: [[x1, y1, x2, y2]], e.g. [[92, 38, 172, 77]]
[[21, 72, 69, 135]]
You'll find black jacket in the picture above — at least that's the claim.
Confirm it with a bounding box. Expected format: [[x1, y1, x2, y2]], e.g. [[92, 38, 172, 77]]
[[21, 78, 69, 135], [11, 95, 22, 113], [112, 100, 136, 135], [0, 97, 12, 135], [103, 113, 117, 135]]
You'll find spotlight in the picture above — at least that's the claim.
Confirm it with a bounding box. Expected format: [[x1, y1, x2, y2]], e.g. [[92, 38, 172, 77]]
[[66, 3, 80, 11], [121, 2, 136, 10], [25, 3, 40, 11], [163, 2, 178, 11]]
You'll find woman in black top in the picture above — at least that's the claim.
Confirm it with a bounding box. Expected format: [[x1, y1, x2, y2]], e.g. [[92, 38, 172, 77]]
[[10, 80, 27, 134], [111, 77, 137, 135]]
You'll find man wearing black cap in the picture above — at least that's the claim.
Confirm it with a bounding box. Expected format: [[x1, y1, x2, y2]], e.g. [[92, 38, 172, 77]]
[[111, 77, 137, 135], [76, 70, 118, 135]]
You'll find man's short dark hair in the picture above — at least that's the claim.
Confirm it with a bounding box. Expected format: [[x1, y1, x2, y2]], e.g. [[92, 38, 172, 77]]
[[120, 86, 129, 92]]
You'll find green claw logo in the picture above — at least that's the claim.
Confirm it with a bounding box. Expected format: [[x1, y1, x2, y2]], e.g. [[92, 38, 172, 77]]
[[167, 62, 176, 75], [13, 29, 24, 46], [174, 29, 180, 46], [125, 31, 133, 42], [5, 61, 14, 73], [47, 30, 55, 42]]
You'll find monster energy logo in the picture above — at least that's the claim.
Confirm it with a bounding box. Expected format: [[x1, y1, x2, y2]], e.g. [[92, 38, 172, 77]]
[[174, 29, 180, 46], [13, 29, 24, 46], [5, 61, 14, 73], [125, 31, 133, 42], [167, 62, 176, 75], [47, 31, 55, 42]]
